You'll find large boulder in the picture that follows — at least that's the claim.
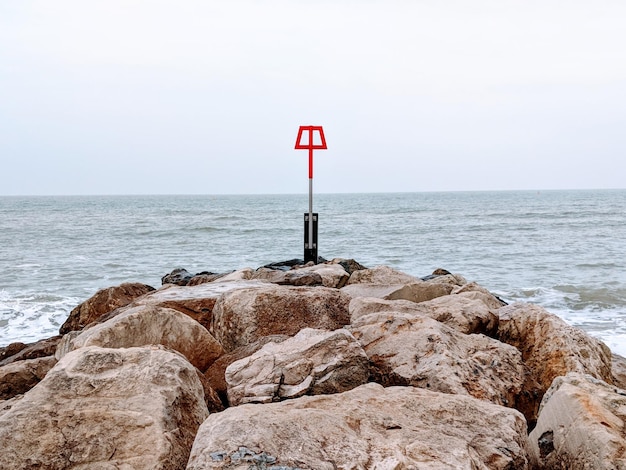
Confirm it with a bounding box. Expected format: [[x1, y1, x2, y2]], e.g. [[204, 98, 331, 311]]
[[59, 282, 155, 334], [349, 290, 499, 336], [56, 305, 223, 372], [0, 346, 208, 470], [187, 382, 531, 469], [211, 285, 351, 352], [0, 335, 62, 366], [204, 335, 291, 405], [0, 356, 57, 400], [346, 265, 420, 285], [529, 373, 626, 469], [226, 328, 369, 405], [131, 280, 270, 331], [349, 312, 525, 410], [498, 303, 613, 393]]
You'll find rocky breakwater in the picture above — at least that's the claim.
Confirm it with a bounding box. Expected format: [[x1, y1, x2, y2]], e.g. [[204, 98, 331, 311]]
[[1, 259, 625, 469]]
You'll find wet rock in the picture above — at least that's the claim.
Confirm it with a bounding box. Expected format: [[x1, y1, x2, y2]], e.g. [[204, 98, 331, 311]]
[[328, 257, 368, 275], [349, 313, 525, 409], [0, 356, 57, 400], [211, 285, 351, 352], [226, 328, 369, 405], [529, 373, 626, 469], [161, 267, 195, 286], [0, 342, 27, 363], [0, 335, 62, 366], [59, 282, 155, 334], [0, 346, 208, 470], [261, 259, 305, 271], [187, 382, 531, 469], [188, 272, 228, 286], [56, 305, 223, 372]]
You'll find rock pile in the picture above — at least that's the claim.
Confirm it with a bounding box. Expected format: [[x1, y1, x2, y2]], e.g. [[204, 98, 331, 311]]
[[1, 259, 624, 469]]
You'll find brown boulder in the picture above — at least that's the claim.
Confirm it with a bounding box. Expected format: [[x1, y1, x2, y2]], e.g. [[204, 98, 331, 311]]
[[59, 282, 155, 334], [56, 305, 224, 372], [0, 356, 57, 400], [0, 346, 208, 470], [187, 382, 531, 469], [211, 285, 351, 352], [612, 353, 626, 390], [0, 335, 62, 366]]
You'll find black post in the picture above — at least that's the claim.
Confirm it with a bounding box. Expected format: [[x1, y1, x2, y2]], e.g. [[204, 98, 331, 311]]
[[304, 212, 318, 263]]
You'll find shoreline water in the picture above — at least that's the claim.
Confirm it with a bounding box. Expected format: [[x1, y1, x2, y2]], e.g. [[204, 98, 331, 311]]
[[1, 191, 625, 354]]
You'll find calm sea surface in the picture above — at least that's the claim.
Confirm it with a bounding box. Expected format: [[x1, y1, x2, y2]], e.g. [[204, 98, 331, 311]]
[[1, 190, 625, 355]]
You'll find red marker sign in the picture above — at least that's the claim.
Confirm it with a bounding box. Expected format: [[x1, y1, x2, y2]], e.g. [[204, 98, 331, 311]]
[[295, 126, 327, 263], [295, 125, 327, 179]]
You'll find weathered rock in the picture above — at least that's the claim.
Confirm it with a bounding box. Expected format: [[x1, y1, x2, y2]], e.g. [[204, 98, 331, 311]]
[[226, 328, 369, 405], [349, 291, 499, 335], [131, 280, 270, 331], [56, 304, 223, 372], [452, 282, 508, 308], [211, 285, 351, 352], [217, 268, 254, 281], [346, 265, 420, 285], [204, 335, 291, 405], [328, 257, 368, 275], [188, 272, 228, 286], [0, 356, 57, 400], [187, 382, 531, 469], [0, 346, 208, 470], [341, 281, 454, 304], [498, 303, 613, 393], [350, 312, 525, 409], [0, 335, 62, 366], [0, 394, 23, 418], [161, 267, 195, 286], [0, 342, 27, 363], [423, 272, 468, 287], [612, 353, 626, 390], [529, 373, 626, 469], [59, 282, 155, 334]]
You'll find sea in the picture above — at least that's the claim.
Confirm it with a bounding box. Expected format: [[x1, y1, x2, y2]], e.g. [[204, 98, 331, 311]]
[[1, 190, 625, 356]]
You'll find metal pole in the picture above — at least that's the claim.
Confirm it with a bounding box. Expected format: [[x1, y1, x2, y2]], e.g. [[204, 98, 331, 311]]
[[308, 147, 313, 255]]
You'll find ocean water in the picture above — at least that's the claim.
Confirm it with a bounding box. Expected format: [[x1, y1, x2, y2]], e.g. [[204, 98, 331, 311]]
[[1, 190, 625, 356]]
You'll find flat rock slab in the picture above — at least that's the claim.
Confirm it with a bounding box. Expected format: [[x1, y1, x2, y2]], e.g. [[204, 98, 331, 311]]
[[226, 328, 369, 405], [0, 346, 208, 470], [187, 382, 531, 469], [134, 280, 271, 331], [341, 281, 455, 304], [211, 285, 351, 352], [529, 373, 626, 469], [349, 290, 499, 335], [56, 305, 224, 372]]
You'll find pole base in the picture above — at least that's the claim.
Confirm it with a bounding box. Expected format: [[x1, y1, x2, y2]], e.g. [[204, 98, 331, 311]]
[[304, 213, 319, 264]]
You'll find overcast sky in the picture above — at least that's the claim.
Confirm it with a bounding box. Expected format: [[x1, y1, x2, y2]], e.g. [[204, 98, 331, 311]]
[[1, 1, 625, 195]]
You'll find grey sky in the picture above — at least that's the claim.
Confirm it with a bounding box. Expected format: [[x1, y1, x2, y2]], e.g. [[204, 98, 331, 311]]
[[1, 1, 625, 195]]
